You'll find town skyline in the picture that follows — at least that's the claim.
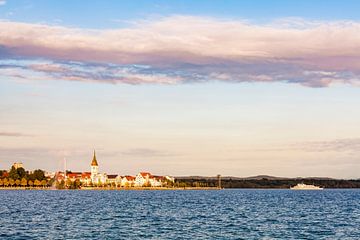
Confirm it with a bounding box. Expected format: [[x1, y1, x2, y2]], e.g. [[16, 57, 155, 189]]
[[1, 0, 360, 178]]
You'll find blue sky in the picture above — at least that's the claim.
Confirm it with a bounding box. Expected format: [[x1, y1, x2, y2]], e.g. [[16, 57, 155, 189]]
[[3, 0, 360, 28], [0, 1, 360, 178]]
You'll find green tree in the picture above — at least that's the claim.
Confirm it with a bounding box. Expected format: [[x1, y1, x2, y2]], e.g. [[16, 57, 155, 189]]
[[9, 167, 19, 180], [30, 169, 45, 181], [34, 179, 41, 187], [73, 179, 81, 189], [0, 170, 5, 178], [163, 179, 174, 187], [3, 178, 9, 187], [47, 178, 55, 187], [17, 167, 26, 179], [9, 178, 15, 187], [21, 178, 27, 187], [28, 180, 34, 188], [41, 180, 47, 188], [66, 179, 72, 188], [9, 167, 27, 180], [56, 180, 65, 189], [15, 179, 21, 186]]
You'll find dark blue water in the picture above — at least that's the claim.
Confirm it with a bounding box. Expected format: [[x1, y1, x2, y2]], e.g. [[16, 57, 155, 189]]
[[0, 189, 359, 239]]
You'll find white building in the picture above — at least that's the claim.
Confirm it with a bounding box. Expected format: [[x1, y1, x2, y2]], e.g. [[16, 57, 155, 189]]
[[135, 172, 164, 187], [135, 172, 151, 187], [165, 175, 175, 183], [87, 151, 173, 187], [90, 150, 107, 185], [12, 162, 24, 169], [149, 176, 163, 187], [121, 176, 135, 187], [107, 174, 119, 186]]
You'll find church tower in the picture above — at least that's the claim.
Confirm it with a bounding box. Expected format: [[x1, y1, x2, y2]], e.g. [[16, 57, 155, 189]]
[[91, 150, 99, 183]]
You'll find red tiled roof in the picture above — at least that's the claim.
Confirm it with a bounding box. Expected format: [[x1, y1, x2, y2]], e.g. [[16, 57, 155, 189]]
[[82, 172, 91, 178], [140, 172, 152, 177], [67, 173, 82, 178], [66, 172, 92, 179], [107, 174, 118, 179], [124, 176, 135, 181]]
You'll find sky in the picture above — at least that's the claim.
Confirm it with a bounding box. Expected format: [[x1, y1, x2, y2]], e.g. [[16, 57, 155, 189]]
[[1, 0, 360, 178]]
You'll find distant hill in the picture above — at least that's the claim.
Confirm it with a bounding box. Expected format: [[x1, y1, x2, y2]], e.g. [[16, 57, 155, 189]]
[[174, 175, 360, 188], [175, 175, 337, 180], [241, 175, 286, 180]]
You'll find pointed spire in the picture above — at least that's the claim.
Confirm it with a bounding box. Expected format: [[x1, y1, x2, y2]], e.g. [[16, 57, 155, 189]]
[[91, 149, 98, 166]]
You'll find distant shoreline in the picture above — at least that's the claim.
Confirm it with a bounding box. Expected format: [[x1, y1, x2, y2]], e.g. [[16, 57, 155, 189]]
[[81, 187, 221, 190], [2, 187, 360, 191], [0, 187, 221, 191], [0, 187, 50, 190]]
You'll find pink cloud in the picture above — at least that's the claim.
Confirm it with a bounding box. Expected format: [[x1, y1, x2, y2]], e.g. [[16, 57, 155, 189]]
[[1, 16, 360, 87]]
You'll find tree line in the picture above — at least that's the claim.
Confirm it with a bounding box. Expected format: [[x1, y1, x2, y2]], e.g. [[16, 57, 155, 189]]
[[175, 177, 360, 189], [0, 166, 50, 188]]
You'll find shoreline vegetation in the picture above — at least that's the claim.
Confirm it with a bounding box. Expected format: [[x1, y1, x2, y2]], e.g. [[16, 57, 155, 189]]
[[3, 178, 360, 190], [175, 176, 360, 189], [2, 165, 360, 190], [0, 186, 221, 190], [2, 185, 360, 190]]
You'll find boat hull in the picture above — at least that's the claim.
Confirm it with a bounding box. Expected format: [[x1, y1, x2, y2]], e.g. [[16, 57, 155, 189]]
[[290, 183, 324, 190]]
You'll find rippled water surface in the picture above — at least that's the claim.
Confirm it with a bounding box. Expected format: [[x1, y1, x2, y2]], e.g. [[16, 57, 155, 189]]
[[1, 189, 360, 239]]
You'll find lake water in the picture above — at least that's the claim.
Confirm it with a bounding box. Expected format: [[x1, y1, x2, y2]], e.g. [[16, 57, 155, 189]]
[[0, 189, 359, 239]]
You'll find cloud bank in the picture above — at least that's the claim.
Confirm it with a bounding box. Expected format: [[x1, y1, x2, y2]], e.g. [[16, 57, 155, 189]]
[[295, 138, 360, 152], [1, 16, 360, 87]]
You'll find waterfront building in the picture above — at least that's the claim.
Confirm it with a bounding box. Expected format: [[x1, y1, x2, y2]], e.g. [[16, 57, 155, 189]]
[[90, 150, 99, 183], [67, 172, 82, 181], [135, 172, 165, 187], [121, 176, 135, 187], [149, 176, 164, 187], [107, 174, 118, 186], [135, 172, 151, 186], [115, 175, 123, 186], [55, 171, 66, 181], [81, 172, 92, 185], [12, 162, 24, 169], [54, 151, 174, 188], [165, 175, 175, 182], [45, 172, 56, 179], [90, 150, 108, 185]]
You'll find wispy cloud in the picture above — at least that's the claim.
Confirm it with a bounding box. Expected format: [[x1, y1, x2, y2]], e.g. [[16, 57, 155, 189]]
[[234, 138, 360, 153], [121, 148, 178, 157], [1, 16, 360, 87], [0, 0, 6, 6], [0, 132, 33, 137], [293, 138, 360, 152]]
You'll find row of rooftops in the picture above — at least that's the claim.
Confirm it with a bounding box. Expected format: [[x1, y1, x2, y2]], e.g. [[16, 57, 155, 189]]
[[57, 171, 168, 181], [58, 151, 174, 182]]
